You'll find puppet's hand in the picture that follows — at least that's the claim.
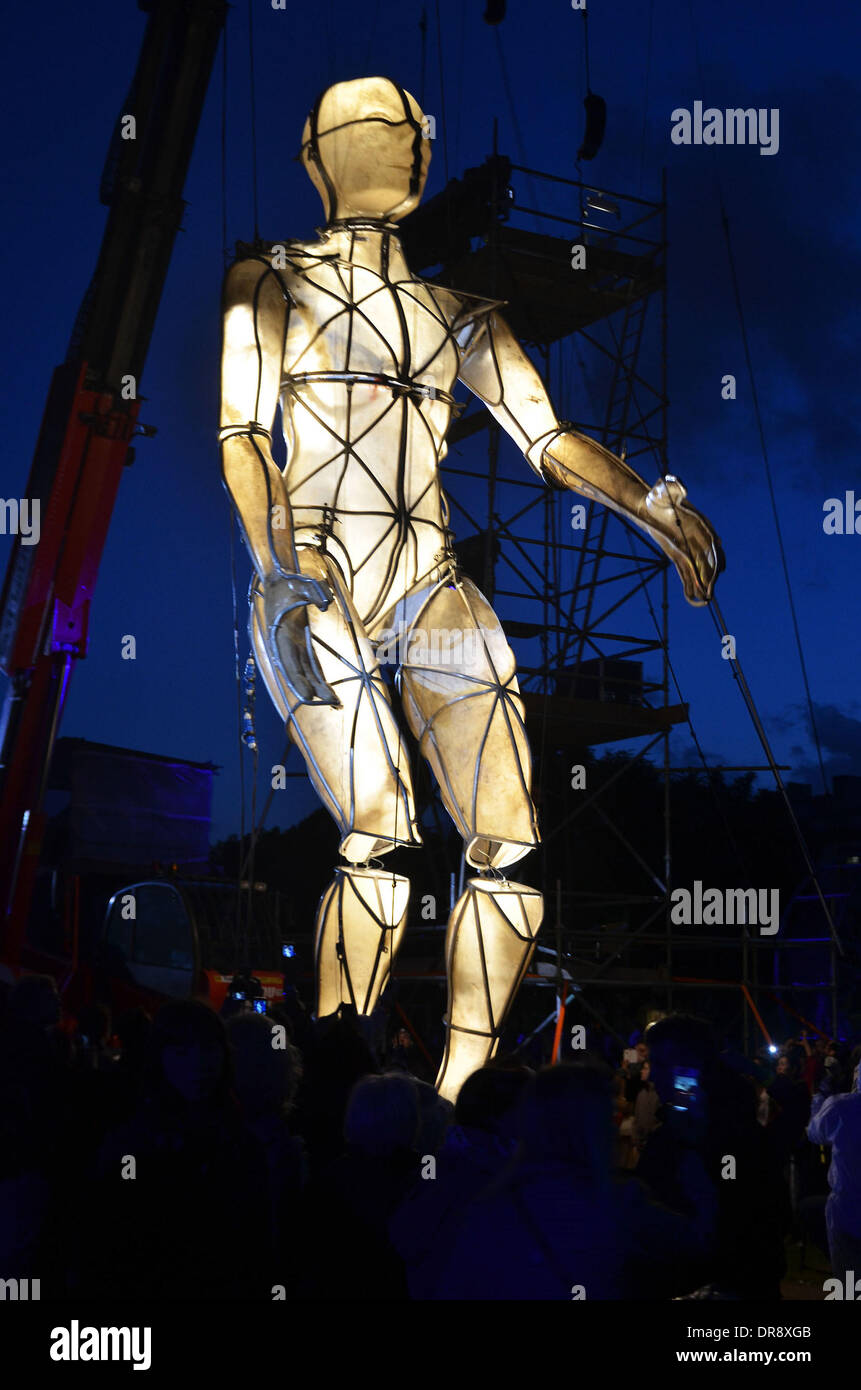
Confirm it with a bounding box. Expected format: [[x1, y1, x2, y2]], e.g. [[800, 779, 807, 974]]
[[263, 573, 340, 707], [640, 476, 725, 606]]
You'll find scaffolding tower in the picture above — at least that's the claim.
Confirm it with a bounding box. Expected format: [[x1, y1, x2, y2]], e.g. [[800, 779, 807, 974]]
[[397, 160, 683, 1041], [398, 155, 847, 1053]]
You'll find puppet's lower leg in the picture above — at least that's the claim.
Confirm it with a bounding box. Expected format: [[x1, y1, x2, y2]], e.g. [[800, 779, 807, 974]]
[[314, 866, 410, 1017], [435, 877, 543, 1103]]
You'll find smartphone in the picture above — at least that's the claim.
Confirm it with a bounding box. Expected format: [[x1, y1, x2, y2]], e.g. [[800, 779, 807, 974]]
[[671, 1066, 701, 1112], [253, 998, 268, 1015]]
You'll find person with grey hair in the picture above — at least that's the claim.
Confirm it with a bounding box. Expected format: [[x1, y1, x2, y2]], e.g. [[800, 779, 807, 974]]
[[425, 1060, 716, 1300], [390, 1062, 531, 1298], [342, 1072, 420, 1156], [298, 1072, 421, 1298]]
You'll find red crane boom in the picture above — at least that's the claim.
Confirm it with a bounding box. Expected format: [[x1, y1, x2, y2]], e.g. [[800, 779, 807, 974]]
[[0, 0, 227, 962]]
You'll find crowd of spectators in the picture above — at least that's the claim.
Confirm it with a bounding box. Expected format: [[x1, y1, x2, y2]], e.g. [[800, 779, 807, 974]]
[[0, 971, 858, 1300]]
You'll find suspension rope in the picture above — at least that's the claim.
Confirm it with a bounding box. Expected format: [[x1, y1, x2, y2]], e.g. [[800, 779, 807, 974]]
[[220, 23, 229, 265], [637, 0, 654, 197], [248, 0, 260, 241], [492, 26, 540, 223], [418, 7, 428, 108], [361, 0, 382, 75], [580, 265, 839, 948], [658, 490, 843, 955], [574, 331, 757, 900], [238, 729, 291, 881], [433, 0, 450, 185], [718, 209, 828, 797], [705, 592, 842, 953], [628, 528, 757, 891], [228, 505, 249, 957], [685, 0, 827, 798], [493, 25, 527, 167], [244, 732, 259, 972], [222, 12, 254, 967], [581, 3, 591, 93], [323, 0, 337, 85], [452, 0, 466, 176], [563, 266, 837, 946]]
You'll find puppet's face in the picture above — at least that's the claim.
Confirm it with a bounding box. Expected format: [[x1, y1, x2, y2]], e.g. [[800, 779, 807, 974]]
[[301, 77, 431, 222]]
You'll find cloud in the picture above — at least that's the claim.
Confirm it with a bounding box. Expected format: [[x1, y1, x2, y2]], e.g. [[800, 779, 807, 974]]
[[771, 700, 861, 784], [814, 704, 861, 769], [665, 74, 861, 489]]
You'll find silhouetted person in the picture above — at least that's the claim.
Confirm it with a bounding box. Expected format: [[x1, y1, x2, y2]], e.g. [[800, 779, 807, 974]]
[[291, 1004, 379, 1172], [423, 1059, 716, 1300], [227, 1011, 307, 1291], [299, 1072, 421, 1299], [0, 976, 70, 1286], [390, 1061, 532, 1297], [80, 1001, 270, 1300], [413, 1079, 454, 1157], [637, 1014, 788, 1299], [767, 1055, 810, 1164], [800, 1035, 827, 1096]]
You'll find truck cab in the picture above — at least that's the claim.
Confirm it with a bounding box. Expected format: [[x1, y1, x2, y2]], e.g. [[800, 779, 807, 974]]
[[99, 877, 286, 1015]]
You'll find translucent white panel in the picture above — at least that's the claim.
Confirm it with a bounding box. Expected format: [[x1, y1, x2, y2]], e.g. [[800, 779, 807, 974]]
[[436, 879, 543, 1102], [398, 576, 538, 869], [299, 77, 431, 223], [315, 867, 410, 1017], [249, 549, 421, 862]]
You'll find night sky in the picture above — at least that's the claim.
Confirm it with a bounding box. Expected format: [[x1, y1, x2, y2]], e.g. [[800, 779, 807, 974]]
[[1, 0, 859, 846]]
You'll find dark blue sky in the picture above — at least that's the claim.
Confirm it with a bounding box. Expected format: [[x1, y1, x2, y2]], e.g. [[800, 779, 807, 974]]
[[1, 0, 859, 844]]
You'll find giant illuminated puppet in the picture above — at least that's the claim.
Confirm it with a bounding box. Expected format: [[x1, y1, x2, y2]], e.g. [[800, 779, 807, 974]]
[[219, 78, 723, 1100]]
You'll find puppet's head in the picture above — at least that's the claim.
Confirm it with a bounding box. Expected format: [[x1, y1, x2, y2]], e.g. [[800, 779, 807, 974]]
[[300, 76, 431, 223]]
